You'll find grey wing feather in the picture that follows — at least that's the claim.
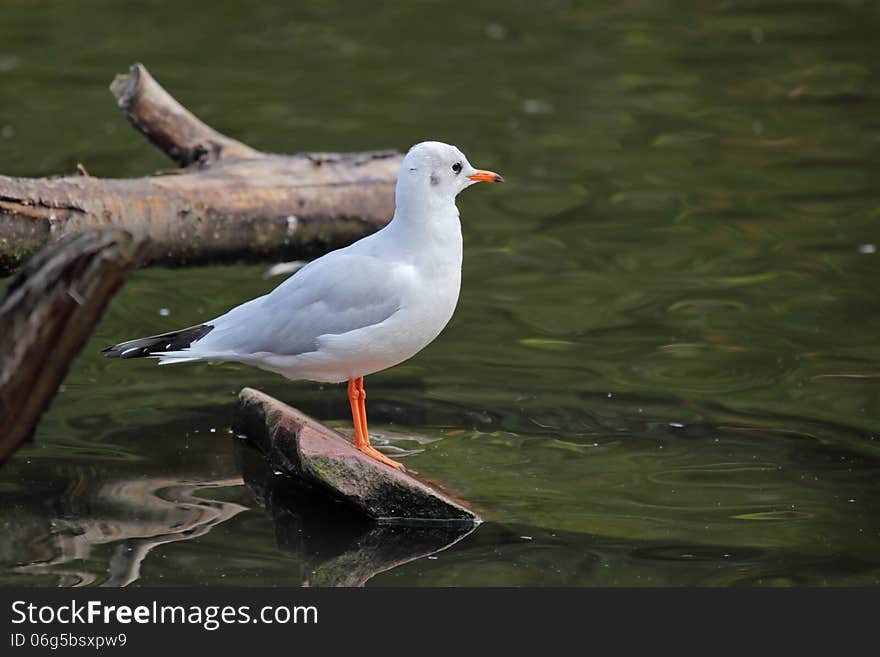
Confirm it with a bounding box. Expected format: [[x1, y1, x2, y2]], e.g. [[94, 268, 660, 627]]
[[194, 253, 405, 356]]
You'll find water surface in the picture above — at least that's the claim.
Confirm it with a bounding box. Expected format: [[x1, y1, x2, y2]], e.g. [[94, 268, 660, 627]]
[[1, 0, 879, 586]]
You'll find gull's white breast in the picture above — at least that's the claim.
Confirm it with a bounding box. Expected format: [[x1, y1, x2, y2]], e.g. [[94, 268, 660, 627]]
[[286, 258, 461, 382]]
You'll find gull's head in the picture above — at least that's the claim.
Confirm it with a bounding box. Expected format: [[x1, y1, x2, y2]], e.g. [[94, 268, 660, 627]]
[[396, 141, 503, 210]]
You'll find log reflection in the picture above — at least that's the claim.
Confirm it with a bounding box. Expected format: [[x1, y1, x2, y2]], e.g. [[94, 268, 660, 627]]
[[237, 441, 476, 587], [3, 473, 246, 587]]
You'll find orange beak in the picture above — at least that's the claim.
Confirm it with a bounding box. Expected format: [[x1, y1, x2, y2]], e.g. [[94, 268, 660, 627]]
[[468, 169, 504, 183]]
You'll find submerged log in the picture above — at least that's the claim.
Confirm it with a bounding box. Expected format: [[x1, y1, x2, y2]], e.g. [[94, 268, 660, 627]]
[[234, 387, 480, 524], [0, 63, 402, 275], [0, 230, 150, 463]]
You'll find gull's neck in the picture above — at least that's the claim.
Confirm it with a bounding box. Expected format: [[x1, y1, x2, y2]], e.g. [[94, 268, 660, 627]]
[[381, 194, 462, 264], [389, 187, 460, 235]]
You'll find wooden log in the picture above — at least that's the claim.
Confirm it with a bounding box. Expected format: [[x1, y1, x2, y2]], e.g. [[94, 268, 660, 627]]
[[234, 387, 480, 525], [0, 230, 150, 463], [0, 63, 402, 275], [237, 440, 476, 586]]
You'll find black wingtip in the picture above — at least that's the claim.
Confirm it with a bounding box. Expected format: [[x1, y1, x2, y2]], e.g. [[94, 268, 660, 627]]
[[102, 324, 214, 359], [102, 344, 150, 359]]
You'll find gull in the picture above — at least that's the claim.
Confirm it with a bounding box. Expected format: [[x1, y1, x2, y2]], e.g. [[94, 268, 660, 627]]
[[103, 141, 503, 470]]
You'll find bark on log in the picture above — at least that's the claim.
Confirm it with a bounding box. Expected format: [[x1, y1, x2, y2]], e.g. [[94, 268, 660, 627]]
[[0, 230, 149, 463], [234, 387, 480, 524], [0, 63, 402, 275]]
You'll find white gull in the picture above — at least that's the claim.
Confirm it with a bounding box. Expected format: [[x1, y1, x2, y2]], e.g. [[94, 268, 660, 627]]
[[104, 141, 503, 469]]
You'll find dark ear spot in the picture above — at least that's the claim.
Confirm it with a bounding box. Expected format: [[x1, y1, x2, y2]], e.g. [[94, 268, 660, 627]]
[[430, 173, 439, 186]]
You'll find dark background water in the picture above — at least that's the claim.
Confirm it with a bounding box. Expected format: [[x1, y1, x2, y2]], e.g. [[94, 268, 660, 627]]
[[1, 0, 879, 586]]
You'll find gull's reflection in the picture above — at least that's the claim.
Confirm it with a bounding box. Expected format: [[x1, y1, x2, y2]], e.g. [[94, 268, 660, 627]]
[[236, 440, 477, 587]]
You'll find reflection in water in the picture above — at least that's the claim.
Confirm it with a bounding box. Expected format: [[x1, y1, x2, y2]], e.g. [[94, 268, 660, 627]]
[[0, 427, 475, 587], [3, 474, 246, 587], [237, 441, 476, 587], [1, 398, 877, 586]]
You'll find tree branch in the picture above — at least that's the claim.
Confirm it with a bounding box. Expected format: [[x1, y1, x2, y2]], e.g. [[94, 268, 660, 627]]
[[0, 63, 402, 275], [110, 62, 259, 166], [0, 230, 150, 463]]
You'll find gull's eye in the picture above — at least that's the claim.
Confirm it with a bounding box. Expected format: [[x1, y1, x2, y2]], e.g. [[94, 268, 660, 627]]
[[452, 162, 462, 174]]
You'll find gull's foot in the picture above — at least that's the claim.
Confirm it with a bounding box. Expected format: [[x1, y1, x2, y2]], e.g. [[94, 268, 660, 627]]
[[357, 443, 405, 471]]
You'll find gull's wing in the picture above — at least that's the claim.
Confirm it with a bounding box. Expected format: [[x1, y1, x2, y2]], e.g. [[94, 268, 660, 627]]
[[193, 252, 411, 357]]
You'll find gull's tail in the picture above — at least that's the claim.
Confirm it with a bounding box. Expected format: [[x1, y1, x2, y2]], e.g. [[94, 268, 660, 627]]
[[102, 324, 214, 363]]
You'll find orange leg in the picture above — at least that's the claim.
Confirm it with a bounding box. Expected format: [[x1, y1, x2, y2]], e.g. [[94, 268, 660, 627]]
[[347, 376, 403, 470], [347, 378, 366, 444]]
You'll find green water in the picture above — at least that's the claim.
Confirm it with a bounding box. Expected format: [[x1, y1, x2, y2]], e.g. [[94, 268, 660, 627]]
[[2, 0, 879, 586]]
